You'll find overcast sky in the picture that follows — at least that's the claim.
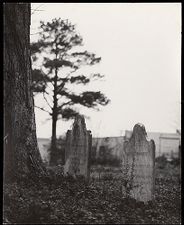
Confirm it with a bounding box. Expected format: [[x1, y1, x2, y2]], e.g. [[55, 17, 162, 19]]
[[31, 3, 181, 138]]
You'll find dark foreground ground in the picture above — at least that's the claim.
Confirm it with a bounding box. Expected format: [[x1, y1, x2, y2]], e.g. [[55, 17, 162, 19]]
[[3, 162, 181, 224]]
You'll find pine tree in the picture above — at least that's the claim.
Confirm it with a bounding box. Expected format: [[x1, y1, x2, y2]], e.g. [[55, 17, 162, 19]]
[[31, 18, 110, 165]]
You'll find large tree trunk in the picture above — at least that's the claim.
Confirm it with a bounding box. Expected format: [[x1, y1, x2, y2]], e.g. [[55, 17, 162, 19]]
[[4, 3, 46, 183]]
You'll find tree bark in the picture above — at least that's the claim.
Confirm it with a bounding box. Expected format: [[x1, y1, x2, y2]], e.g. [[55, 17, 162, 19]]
[[4, 3, 46, 183]]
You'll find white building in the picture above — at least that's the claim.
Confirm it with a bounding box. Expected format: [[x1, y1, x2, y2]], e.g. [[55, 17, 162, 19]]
[[92, 136, 125, 159], [125, 130, 180, 158], [37, 130, 181, 163]]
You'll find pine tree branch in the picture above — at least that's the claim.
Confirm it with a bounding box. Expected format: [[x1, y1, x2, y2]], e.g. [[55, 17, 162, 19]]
[[56, 75, 71, 94], [60, 101, 73, 108], [57, 68, 78, 94], [35, 105, 52, 115], [31, 18, 110, 122]]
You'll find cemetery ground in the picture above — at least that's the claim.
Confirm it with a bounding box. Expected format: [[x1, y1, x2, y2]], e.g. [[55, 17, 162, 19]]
[[3, 159, 181, 224]]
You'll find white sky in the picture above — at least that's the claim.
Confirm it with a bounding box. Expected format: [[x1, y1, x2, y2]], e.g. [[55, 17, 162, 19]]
[[31, 3, 181, 138]]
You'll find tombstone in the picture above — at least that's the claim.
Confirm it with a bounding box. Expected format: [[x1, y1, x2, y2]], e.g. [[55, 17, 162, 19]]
[[121, 123, 155, 203], [64, 115, 92, 180]]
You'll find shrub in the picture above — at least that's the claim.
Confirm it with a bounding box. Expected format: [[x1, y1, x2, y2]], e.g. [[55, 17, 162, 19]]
[[155, 155, 167, 169], [170, 157, 180, 167], [91, 156, 121, 167]]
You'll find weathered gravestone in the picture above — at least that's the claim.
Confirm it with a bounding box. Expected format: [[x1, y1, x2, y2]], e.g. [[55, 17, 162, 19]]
[[121, 123, 155, 203], [64, 115, 92, 180]]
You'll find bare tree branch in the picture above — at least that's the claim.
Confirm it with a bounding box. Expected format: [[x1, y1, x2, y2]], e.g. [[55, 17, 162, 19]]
[[31, 4, 45, 15], [42, 92, 52, 109], [35, 105, 52, 115], [44, 90, 54, 102]]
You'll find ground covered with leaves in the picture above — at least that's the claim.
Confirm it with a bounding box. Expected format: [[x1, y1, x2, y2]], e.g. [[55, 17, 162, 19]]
[[3, 162, 181, 224]]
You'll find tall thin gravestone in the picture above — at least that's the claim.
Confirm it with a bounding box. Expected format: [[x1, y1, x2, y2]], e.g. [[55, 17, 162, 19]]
[[122, 123, 155, 202], [64, 115, 92, 180]]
